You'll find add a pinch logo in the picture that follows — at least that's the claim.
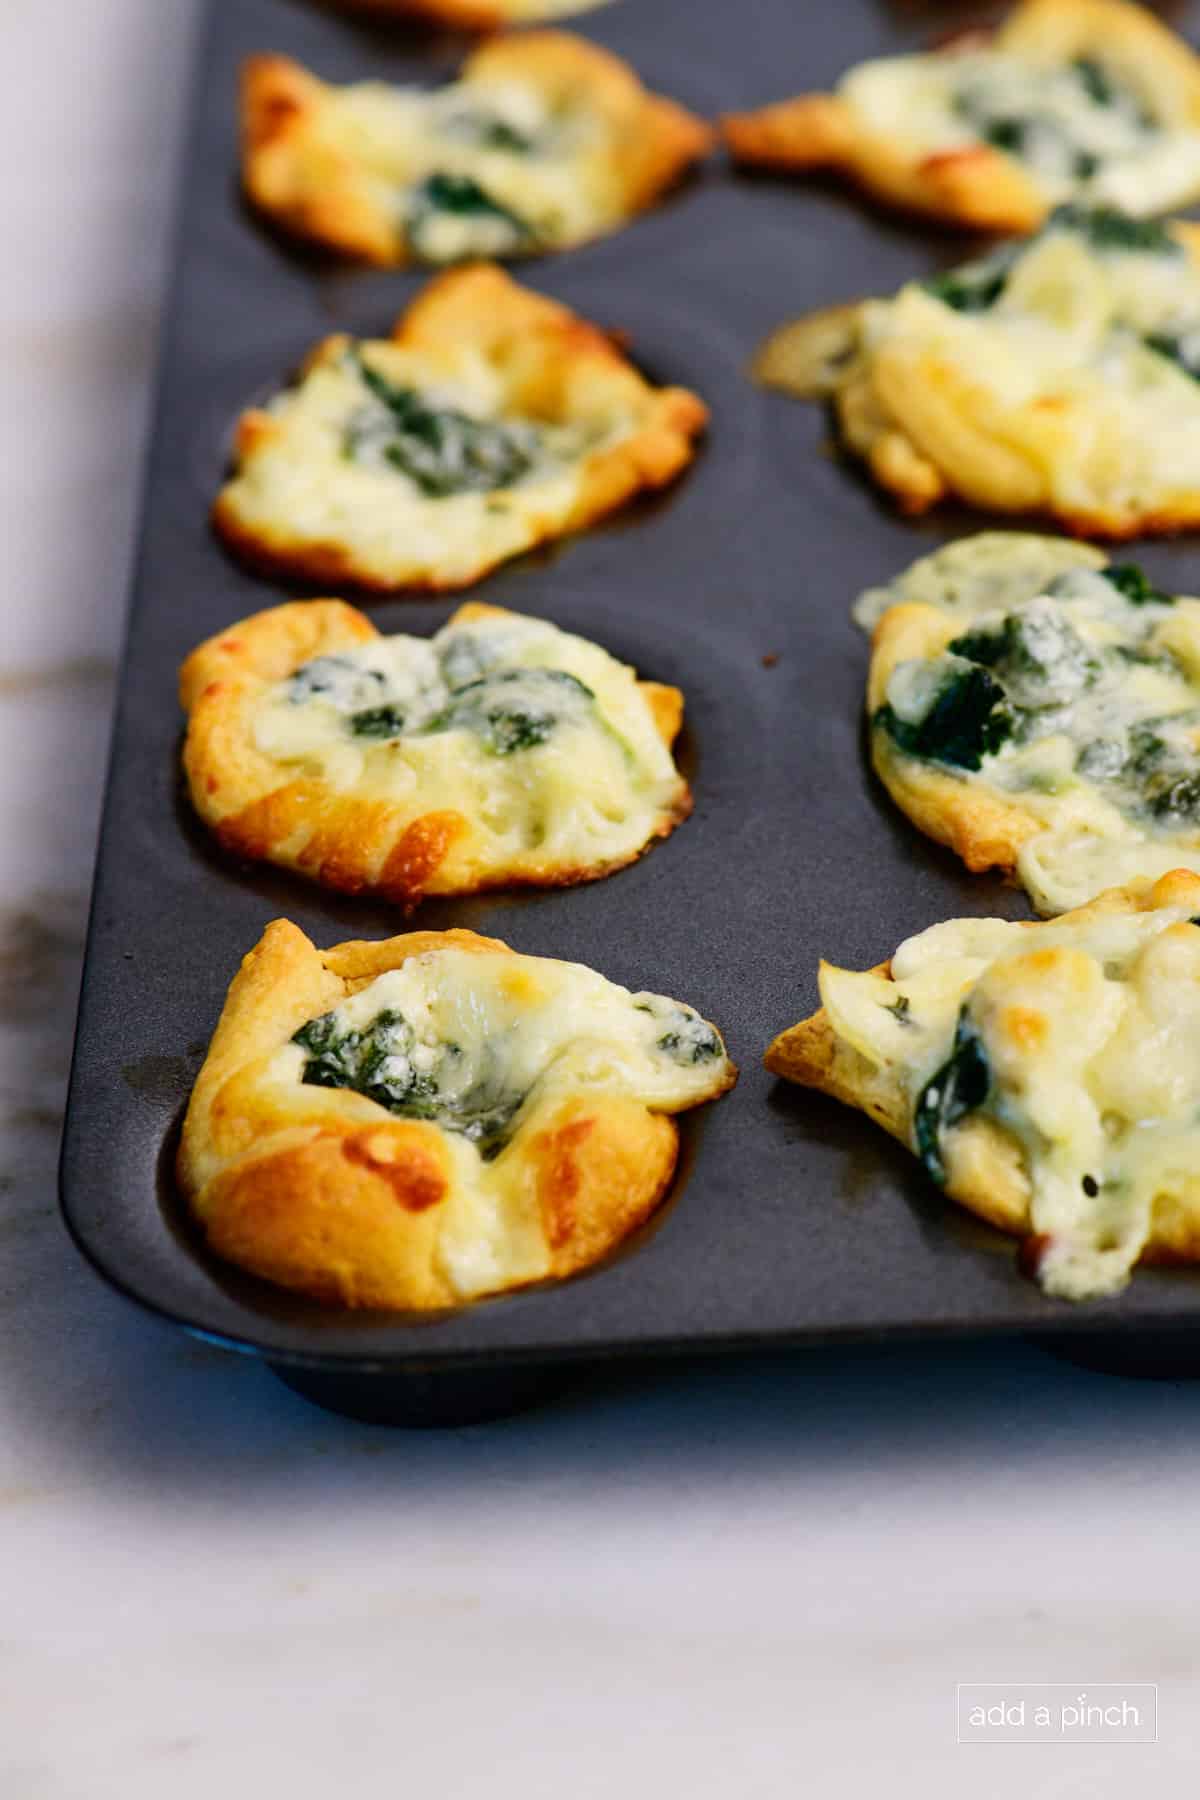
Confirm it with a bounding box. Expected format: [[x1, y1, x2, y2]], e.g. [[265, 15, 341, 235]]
[[956, 1684, 1158, 1744]]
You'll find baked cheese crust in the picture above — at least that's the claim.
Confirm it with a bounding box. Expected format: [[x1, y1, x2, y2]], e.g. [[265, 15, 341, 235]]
[[213, 265, 707, 592], [179, 922, 737, 1309], [765, 871, 1200, 1301], [864, 535, 1200, 916], [722, 0, 1200, 231], [180, 598, 691, 907], [242, 31, 710, 265], [755, 207, 1200, 537], [331, 0, 605, 25]]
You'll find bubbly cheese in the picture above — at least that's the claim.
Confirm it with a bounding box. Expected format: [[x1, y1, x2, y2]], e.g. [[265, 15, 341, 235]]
[[267, 945, 729, 1297], [820, 894, 1200, 1300], [318, 68, 621, 259], [220, 338, 629, 588], [251, 609, 683, 875], [868, 535, 1200, 914], [842, 43, 1200, 214], [856, 214, 1200, 522]]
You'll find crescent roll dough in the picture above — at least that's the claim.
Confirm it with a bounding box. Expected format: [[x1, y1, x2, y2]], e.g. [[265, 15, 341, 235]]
[[723, 0, 1200, 231], [213, 264, 707, 592], [765, 871, 1200, 1302], [180, 598, 691, 908], [242, 31, 711, 265], [864, 536, 1200, 917], [179, 921, 737, 1309], [755, 207, 1200, 538]]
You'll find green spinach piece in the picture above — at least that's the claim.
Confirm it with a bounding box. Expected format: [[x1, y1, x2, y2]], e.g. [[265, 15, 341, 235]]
[[948, 606, 1098, 709], [1050, 204, 1179, 256], [1146, 772, 1200, 824], [877, 666, 1012, 771], [424, 667, 594, 756], [914, 1011, 992, 1186], [350, 704, 407, 739], [293, 1008, 525, 1157], [408, 171, 534, 257], [923, 248, 1015, 314], [1072, 56, 1116, 108], [348, 351, 536, 497], [655, 1011, 723, 1064], [1144, 332, 1200, 385], [1104, 563, 1174, 606], [289, 656, 387, 709], [440, 113, 534, 154]]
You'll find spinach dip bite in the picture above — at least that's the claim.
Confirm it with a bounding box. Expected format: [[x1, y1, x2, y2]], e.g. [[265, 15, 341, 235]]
[[864, 534, 1200, 915], [754, 205, 1200, 537], [766, 871, 1200, 1302], [241, 31, 710, 266], [180, 598, 691, 908], [179, 923, 736, 1310], [213, 266, 707, 592], [722, 0, 1200, 232]]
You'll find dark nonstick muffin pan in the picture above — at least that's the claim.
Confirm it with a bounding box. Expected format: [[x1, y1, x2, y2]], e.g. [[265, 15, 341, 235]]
[[61, 0, 1200, 1421]]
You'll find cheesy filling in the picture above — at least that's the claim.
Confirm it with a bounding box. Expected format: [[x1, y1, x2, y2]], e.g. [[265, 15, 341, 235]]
[[318, 71, 621, 259], [251, 610, 683, 871], [818, 899, 1200, 1300], [221, 341, 620, 586], [842, 46, 1200, 213], [268, 946, 729, 1296], [857, 206, 1200, 526], [874, 552, 1200, 914]]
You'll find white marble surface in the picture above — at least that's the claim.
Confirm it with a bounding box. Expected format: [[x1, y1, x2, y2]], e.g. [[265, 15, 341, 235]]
[[4, 3, 1200, 1793]]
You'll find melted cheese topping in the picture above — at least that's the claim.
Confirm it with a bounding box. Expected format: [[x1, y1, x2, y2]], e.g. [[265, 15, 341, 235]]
[[858, 217, 1200, 521], [318, 70, 623, 258], [842, 44, 1200, 213], [251, 610, 683, 875], [869, 536, 1200, 914], [220, 340, 625, 587], [820, 896, 1200, 1300], [854, 531, 1105, 631], [266, 945, 730, 1297]]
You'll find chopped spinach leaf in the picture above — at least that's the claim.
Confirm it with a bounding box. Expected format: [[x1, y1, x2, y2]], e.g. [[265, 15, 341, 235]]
[[424, 667, 594, 756], [439, 112, 534, 154], [949, 605, 1099, 710], [1146, 772, 1200, 824], [289, 655, 387, 710], [1103, 562, 1174, 606], [877, 665, 1013, 771], [1144, 332, 1200, 384], [923, 249, 1014, 314], [347, 350, 536, 497], [407, 171, 534, 259], [914, 1011, 991, 1186], [1050, 204, 1178, 257], [655, 1011, 722, 1064], [1072, 57, 1116, 109], [349, 704, 407, 739], [293, 1007, 525, 1157], [886, 994, 914, 1027]]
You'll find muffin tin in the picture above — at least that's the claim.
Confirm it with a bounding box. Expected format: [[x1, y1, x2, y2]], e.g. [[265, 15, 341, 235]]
[[60, 0, 1200, 1420]]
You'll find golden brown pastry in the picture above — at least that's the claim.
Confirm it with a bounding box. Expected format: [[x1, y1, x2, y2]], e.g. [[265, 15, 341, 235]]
[[722, 0, 1200, 231], [243, 31, 710, 265], [179, 921, 736, 1309], [863, 535, 1200, 916], [180, 598, 690, 907], [754, 205, 1200, 537], [331, 0, 605, 25], [765, 871, 1200, 1301], [214, 264, 707, 591]]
